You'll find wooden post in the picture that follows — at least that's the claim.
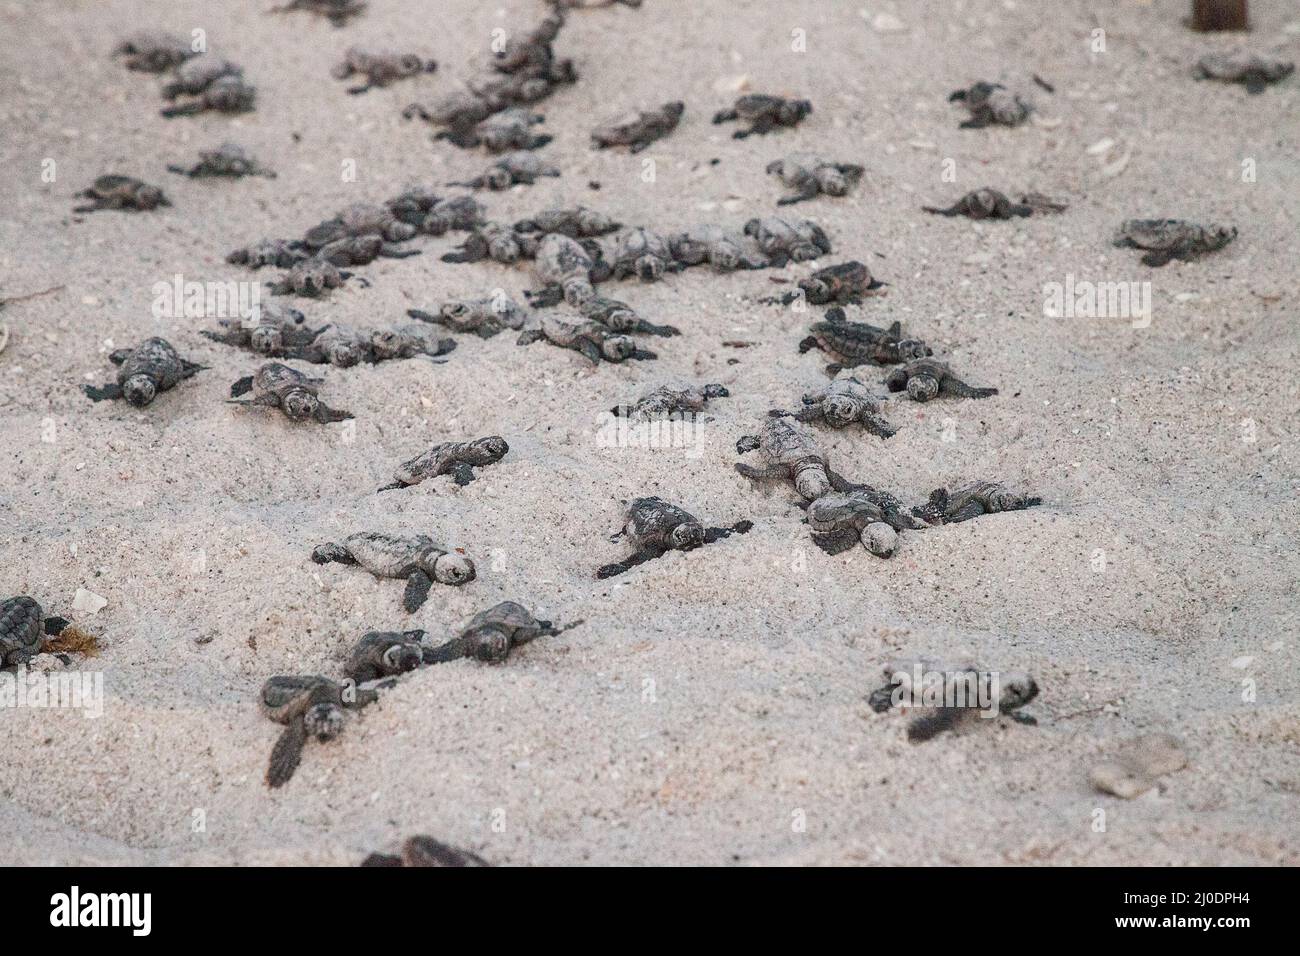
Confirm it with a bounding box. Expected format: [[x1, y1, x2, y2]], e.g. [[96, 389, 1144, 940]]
[[1191, 0, 1248, 31]]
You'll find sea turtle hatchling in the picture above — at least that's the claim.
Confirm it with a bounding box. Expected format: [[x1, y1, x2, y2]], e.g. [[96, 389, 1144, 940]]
[[159, 74, 256, 117], [437, 106, 552, 152], [260, 675, 378, 788], [332, 48, 437, 94], [806, 487, 921, 558], [113, 31, 196, 72], [83, 337, 206, 406], [743, 217, 831, 266], [885, 358, 997, 403], [597, 497, 753, 578], [1113, 219, 1238, 267], [311, 234, 422, 268], [408, 294, 529, 338], [868, 658, 1039, 741], [279, 322, 455, 367], [266, 258, 353, 297], [591, 101, 685, 152], [449, 152, 561, 190], [773, 376, 896, 439], [735, 416, 846, 502], [609, 227, 680, 282], [911, 480, 1040, 525], [160, 55, 244, 100], [923, 188, 1067, 219], [344, 630, 428, 682], [226, 238, 309, 269], [766, 154, 864, 205], [798, 307, 930, 373], [228, 362, 353, 423], [1194, 50, 1294, 93], [201, 303, 320, 355], [379, 436, 510, 490], [271, 0, 367, 26], [612, 383, 729, 420], [73, 175, 170, 213], [362, 836, 490, 868], [514, 205, 621, 239], [168, 142, 275, 178], [712, 93, 812, 138], [313, 531, 476, 612], [764, 261, 883, 307], [948, 81, 1031, 129], [0, 596, 74, 667], [669, 225, 769, 273], [517, 315, 656, 364], [524, 233, 609, 307], [369, 324, 457, 363], [307, 202, 418, 245], [578, 294, 678, 337], [440, 221, 537, 265], [420, 195, 486, 237], [422, 601, 582, 665]]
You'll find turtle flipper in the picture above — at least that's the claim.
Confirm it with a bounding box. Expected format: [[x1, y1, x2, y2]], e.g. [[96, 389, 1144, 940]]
[[230, 376, 255, 397], [83, 383, 124, 402], [313, 403, 354, 423], [450, 462, 476, 486], [703, 520, 753, 544], [596, 547, 663, 579], [403, 570, 434, 613], [266, 719, 308, 788], [942, 379, 998, 400], [908, 709, 961, 742], [944, 501, 986, 524], [43, 615, 72, 636], [423, 637, 468, 665], [868, 683, 897, 713], [311, 542, 355, 565], [1140, 250, 1174, 267]]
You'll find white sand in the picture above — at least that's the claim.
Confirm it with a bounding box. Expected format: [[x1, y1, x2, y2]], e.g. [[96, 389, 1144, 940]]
[[1, 0, 1297, 865]]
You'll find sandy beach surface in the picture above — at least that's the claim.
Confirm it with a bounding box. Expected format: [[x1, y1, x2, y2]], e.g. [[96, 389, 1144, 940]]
[[1, 0, 1298, 865]]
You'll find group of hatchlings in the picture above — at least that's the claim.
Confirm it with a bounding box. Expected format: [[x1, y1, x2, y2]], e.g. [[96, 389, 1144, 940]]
[[32, 0, 1290, 863]]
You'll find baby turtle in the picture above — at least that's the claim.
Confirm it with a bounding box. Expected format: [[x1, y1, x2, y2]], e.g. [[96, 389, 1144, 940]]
[[226, 238, 308, 270], [773, 376, 896, 438], [160, 55, 243, 100], [911, 480, 1040, 525], [869, 659, 1039, 741], [228, 362, 353, 423], [113, 31, 196, 72], [798, 307, 930, 373], [449, 152, 561, 190], [669, 225, 769, 273], [1194, 50, 1294, 93], [712, 94, 812, 138], [0, 596, 73, 667], [362, 836, 489, 868], [260, 675, 377, 789], [514, 205, 621, 239], [409, 294, 529, 338], [370, 323, 457, 363], [806, 487, 921, 558], [201, 303, 319, 355], [924, 188, 1030, 219], [578, 294, 678, 337], [271, 0, 366, 26], [885, 358, 997, 403], [597, 497, 753, 578], [74, 175, 169, 214], [491, 8, 565, 75], [422, 601, 581, 665], [438, 106, 551, 152], [517, 315, 656, 364], [735, 416, 845, 502], [766, 154, 864, 205], [591, 101, 685, 152], [344, 630, 428, 683], [743, 217, 831, 266], [83, 337, 206, 406], [419, 195, 486, 237], [281, 322, 454, 366], [1113, 219, 1237, 267], [525, 233, 609, 307], [160, 75, 256, 117], [764, 261, 883, 307], [312, 234, 421, 268], [168, 142, 275, 179], [313, 531, 475, 612], [379, 436, 509, 490], [332, 48, 436, 94], [612, 383, 729, 420], [610, 227, 680, 281], [440, 221, 535, 264], [267, 259, 352, 297], [309, 201, 419, 245], [949, 81, 1031, 128]]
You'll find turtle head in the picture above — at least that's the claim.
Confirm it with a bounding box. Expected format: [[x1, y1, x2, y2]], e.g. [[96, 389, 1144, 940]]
[[1208, 224, 1238, 249], [710, 241, 741, 272], [122, 374, 157, 407], [478, 435, 509, 460], [818, 168, 850, 196], [997, 673, 1039, 712], [635, 254, 664, 282], [906, 376, 939, 403], [248, 325, 283, 353], [669, 521, 705, 551], [328, 340, 364, 367], [282, 388, 319, 421], [601, 335, 638, 362], [563, 279, 595, 307], [136, 184, 167, 209], [381, 641, 424, 676], [484, 167, 512, 190], [896, 339, 932, 362], [466, 628, 511, 664], [430, 552, 476, 586], [823, 394, 862, 427], [304, 702, 344, 741], [780, 99, 813, 125]]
